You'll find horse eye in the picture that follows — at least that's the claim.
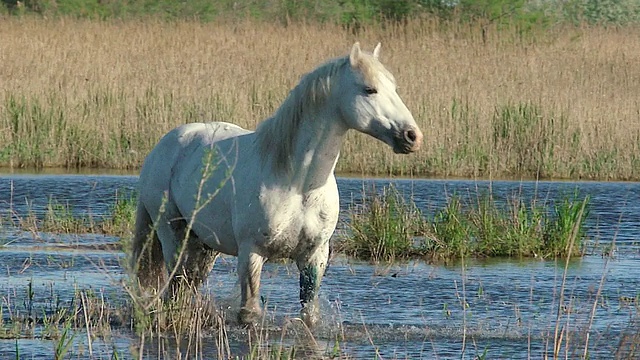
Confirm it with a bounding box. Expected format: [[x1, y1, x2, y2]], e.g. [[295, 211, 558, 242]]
[[364, 86, 377, 95]]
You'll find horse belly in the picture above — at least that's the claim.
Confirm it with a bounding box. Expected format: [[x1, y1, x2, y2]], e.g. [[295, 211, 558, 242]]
[[172, 170, 241, 257], [191, 208, 238, 256]]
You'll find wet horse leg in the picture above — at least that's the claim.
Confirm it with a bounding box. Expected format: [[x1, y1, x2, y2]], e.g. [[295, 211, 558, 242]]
[[237, 245, 265, 325], [297, 240, 330, 328], [151, 200, 199, 297], [166, 217, 219, 294], [153, 214, 181, 296], [180, 238, 219, 289], [131, 202, 166, 289]]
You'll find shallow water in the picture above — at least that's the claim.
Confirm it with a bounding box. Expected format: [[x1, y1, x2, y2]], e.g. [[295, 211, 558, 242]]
[[0, 174, 639, 359]]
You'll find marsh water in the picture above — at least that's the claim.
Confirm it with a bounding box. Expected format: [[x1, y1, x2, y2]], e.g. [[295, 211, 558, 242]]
[[1, 174, 639, 359]]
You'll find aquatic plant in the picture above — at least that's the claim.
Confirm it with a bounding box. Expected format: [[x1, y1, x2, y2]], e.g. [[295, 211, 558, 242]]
[[342, 185, 590, 262], [3, 180, 591, 265], [341, 184, 426, 262], [430, 192, 590, 260], [100, 191, 137, 238], [1, 192, 137, 240], [543, 192, 590, 258], [424, 195, 473, 261], [53, 322, 75, 360]]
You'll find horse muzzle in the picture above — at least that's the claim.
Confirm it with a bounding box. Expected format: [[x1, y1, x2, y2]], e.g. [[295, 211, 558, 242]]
[[393, 127, 423, 154]]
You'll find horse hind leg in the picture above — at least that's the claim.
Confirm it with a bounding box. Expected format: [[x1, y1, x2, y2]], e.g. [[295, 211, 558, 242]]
[[167, 218, 219, 296], [131, 202, 166, 290]]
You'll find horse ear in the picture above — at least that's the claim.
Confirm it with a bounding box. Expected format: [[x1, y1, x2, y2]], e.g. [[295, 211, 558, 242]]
[[350, 42, 361, 67], [373, 43, 381, 59]]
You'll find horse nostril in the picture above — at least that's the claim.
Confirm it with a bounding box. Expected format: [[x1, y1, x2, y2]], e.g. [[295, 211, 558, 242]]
[[405, 129, 417, 143]]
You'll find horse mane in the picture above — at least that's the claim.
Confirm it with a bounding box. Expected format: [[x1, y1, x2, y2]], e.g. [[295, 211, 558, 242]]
[[255, 55, 351, 175]]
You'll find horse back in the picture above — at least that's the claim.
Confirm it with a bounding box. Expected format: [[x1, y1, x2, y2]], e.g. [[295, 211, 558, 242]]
[[139, 121, 252, 208], [149, 121, 250, 164]]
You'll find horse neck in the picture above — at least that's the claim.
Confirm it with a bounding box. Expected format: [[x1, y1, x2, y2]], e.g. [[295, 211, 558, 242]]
[[289, 106, 347, 191]]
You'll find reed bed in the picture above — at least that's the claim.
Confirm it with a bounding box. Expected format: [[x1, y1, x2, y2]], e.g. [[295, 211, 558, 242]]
[[0, 17, 639, 179]]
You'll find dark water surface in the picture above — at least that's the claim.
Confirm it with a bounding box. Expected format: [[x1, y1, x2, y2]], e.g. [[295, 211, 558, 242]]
[[1, 174, 639, 359]]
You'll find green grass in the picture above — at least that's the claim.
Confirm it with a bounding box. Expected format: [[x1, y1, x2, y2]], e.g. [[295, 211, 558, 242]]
[[429, 190, 589, 260], [340, 184, 426, 262], [39, 193, 135, 238], [1, 93, 146, 169], [341, 185, 590, 262]]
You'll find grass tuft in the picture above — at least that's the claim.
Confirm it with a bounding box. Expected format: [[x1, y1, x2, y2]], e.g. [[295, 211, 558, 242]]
[[341, 184, 426, 262], [342, 185, 590, 262]]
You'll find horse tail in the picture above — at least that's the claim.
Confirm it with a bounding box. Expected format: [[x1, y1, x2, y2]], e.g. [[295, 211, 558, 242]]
[[130, 201, 165, 289]]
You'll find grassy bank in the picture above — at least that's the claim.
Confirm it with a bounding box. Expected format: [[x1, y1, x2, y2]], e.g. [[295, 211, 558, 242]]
[[1, 17, 639, 179]]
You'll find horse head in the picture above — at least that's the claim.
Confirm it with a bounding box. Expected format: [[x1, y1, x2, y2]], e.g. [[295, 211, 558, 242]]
[[336, 42, 423, 154]]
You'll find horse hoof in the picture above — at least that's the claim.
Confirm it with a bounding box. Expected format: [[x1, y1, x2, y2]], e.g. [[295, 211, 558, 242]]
[[238, 308, 261, 326], [300, 306, 319, 328]]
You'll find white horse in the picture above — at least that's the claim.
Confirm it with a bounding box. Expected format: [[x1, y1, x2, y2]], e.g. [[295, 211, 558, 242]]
[[131, 42, 423, 327]]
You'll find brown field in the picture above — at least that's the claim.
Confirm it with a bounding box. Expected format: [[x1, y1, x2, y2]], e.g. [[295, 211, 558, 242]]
[[1, 17, 639, 179]]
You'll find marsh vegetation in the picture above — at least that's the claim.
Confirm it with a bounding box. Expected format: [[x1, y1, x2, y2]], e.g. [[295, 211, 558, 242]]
[[2, 183, 591, 263], [341, 184, 590, 262], [1, 5, 639, 179]]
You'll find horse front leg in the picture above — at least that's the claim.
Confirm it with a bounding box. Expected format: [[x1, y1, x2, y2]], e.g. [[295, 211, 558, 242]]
[[297, 240, 330, 328], [237, 246, 265, 326]]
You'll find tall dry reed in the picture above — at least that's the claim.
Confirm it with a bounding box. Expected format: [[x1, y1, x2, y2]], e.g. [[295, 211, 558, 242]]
[[1, 17, 638, 179]]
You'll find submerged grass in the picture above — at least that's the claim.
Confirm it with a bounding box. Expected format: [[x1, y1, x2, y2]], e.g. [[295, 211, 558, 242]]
[[341, 185, 590, 262], [0, 192, 136, 242], [0, 17, 639, 180], [0, 239, 309, 358]]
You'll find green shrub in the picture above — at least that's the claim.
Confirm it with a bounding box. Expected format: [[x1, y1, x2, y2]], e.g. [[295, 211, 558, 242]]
[[7, 0, 638, 27], [428, 191, 590, 260]]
